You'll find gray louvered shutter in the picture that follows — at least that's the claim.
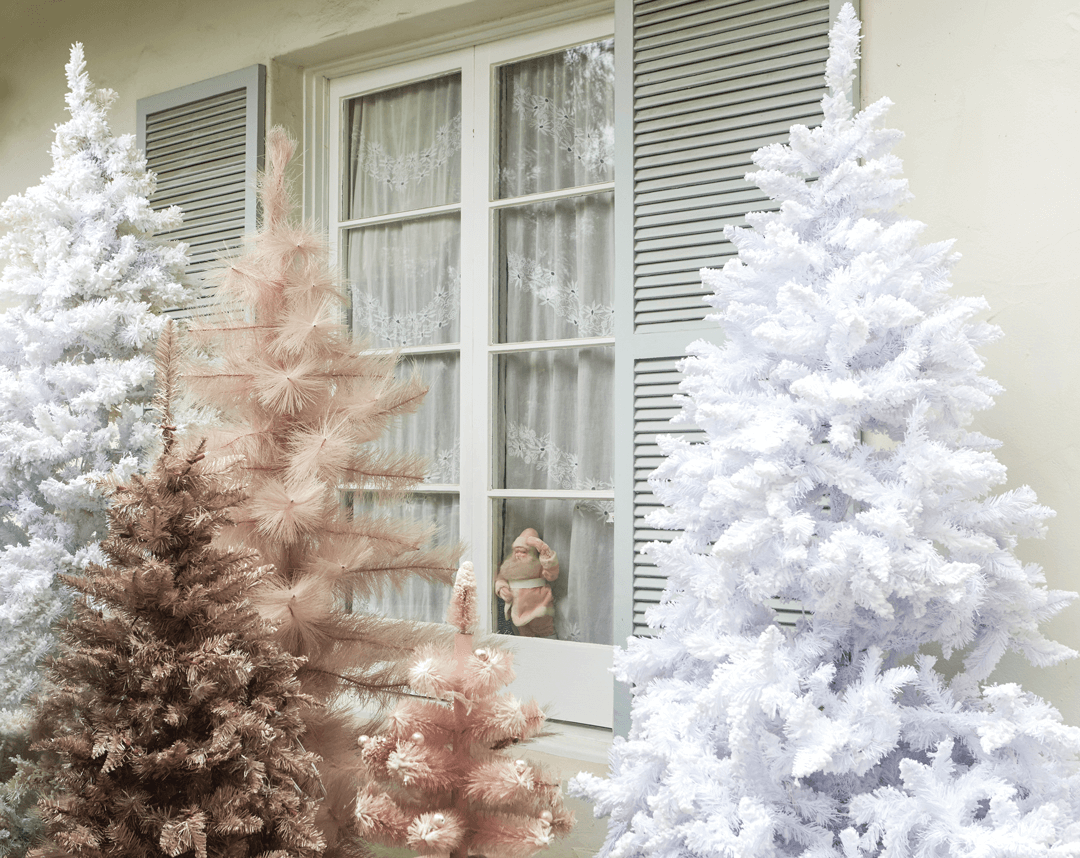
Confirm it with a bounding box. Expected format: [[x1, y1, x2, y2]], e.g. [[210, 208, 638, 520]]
[[137, 65, 265, 317], [630, 353, 705, 634], [614, 0, 852, 731]]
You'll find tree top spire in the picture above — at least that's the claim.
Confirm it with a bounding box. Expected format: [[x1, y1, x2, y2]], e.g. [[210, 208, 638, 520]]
[[823, 2, 860, 124]]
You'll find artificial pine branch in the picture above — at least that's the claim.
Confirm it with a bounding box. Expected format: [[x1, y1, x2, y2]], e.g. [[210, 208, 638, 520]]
[[28, 331, 323, 858], [184, 126, 462, 854], [354, 563, 573, 858]]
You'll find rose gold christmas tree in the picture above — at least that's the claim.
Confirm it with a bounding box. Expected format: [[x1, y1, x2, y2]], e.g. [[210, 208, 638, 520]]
[[184, 127, 461, 856], [30, 323, 324, 858], [353, 562, 574, 858]]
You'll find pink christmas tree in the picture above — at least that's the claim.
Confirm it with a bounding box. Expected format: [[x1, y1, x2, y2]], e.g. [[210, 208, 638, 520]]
[[183, 127, 461, 856], [353, 562, 573, 858]]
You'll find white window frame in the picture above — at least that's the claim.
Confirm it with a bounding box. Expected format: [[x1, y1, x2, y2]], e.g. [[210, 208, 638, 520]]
[[326, 14, 616, 729]]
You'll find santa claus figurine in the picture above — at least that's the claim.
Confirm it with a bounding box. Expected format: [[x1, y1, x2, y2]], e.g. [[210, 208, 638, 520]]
[[495, 528, 559, 638]]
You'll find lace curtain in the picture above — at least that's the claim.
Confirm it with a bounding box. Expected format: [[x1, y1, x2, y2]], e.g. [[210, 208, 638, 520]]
[[495, 41, 614, 645], [345, 75, 463, 623], [343, 42, 615, 645], [346, 73, 461, 219], [495, 344, 615, 644]]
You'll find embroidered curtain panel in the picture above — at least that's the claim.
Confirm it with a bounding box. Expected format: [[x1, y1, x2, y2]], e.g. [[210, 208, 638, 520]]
[[344, 41, 615, 646]]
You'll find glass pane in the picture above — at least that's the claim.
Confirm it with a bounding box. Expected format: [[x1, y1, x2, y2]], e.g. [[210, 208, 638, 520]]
[[497, 39, 614, 198], [494, 346, 613, 492], [380, 353, 460, 485], [346, 491, 459, 624], [493, 497, 613, 645], [496, 192, 613, 343], [345, 213, 460, 348], [344, 73, 461, 219]]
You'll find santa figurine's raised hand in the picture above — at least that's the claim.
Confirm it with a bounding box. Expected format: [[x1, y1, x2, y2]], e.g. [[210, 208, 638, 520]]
[[495, 529, 559, 638]]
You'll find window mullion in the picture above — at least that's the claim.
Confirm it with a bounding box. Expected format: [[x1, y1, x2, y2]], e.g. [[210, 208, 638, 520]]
[[488, 336, 615, 354], [338, 201, 462, 230], [459, 44, 493, 634], [489, 181, 615, 210]]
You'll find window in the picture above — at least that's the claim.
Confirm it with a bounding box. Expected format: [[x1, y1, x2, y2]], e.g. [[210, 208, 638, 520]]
[[328, 17, 617, 728]]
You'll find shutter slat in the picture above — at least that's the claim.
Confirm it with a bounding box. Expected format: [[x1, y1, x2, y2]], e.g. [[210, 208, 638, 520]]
[[635, 153, 763, 184], [634, 263, 732, 288], [635, 244, 737, 270], [635, 135, 762, 170], [155, 162, 247, 192], [145, 105, 247, 149], [636, 0, 808, 33], [637, 28, 827, 87], [636, 14, 829, 72], [152, 148, 247, 179], [145, 88, 246, 131], [148, 134, 247, 171], [636, 196, 767, 233], [636, 38, 829, 94], [631, 355, 698, 635], [635, 0, 736, 19], [635, 101, 823, 147], [635, 186, 775, 220], [152, 182, 248, 211], [145, 116, 247, 160], [635, 86, 822, 135], [635, 59, 827, 114], [146, 95, 246, 140], [636, 1, 827, 54]]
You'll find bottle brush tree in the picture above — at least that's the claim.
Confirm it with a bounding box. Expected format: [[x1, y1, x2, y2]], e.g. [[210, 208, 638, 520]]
[[354, 562, 574, 858], [29, 323, 324, 858], [184, 127, 462, 855], [0, 43, 190, 711], [572, 6, 1080, 856]]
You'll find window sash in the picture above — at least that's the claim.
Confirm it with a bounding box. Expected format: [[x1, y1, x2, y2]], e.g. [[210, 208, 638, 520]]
[[329, 16, 616, 729]]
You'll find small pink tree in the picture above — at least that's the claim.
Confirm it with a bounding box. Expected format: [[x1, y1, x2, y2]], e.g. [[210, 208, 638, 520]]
[[353, 562, 573, 858]]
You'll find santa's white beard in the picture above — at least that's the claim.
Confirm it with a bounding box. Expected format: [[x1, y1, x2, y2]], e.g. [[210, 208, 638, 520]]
[[499, 555, 542, 580]]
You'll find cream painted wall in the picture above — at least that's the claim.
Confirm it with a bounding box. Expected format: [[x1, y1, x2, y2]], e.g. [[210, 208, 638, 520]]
[[0, 0, 1077, 794], [0, 0, 582, 203], [862, 1, 1080, 726]]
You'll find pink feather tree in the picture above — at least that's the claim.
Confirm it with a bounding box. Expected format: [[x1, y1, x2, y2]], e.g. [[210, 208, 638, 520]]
[[183, 126, 462, 857], [353, 562, 574, 858]]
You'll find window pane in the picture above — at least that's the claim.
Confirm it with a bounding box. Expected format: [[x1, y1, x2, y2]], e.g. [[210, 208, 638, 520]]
[[494, 346, 613, 492], [494, 497, 613, 645], [496, 192, 613, 343], [348, 492, 459, 624], [344, 73, 461, 219], [345, 214, 460, 348], [497, 39, 614, 198], [380, 353, 460, 485]]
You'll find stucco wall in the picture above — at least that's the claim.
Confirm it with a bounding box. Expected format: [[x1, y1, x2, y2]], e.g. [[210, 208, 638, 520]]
[[862, 0, 1080, 724], [0, 0, 1077, 774], [0, 0, 582, 203]]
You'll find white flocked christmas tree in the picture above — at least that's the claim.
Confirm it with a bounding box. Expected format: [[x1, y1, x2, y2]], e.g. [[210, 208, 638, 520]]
[[572, 6, 1080, 856], [0, 44, 190, 710]]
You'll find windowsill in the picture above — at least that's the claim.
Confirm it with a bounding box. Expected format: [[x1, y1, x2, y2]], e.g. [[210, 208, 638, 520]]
[[345, 700, 613, 766], [533, 719, 613, 766]]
